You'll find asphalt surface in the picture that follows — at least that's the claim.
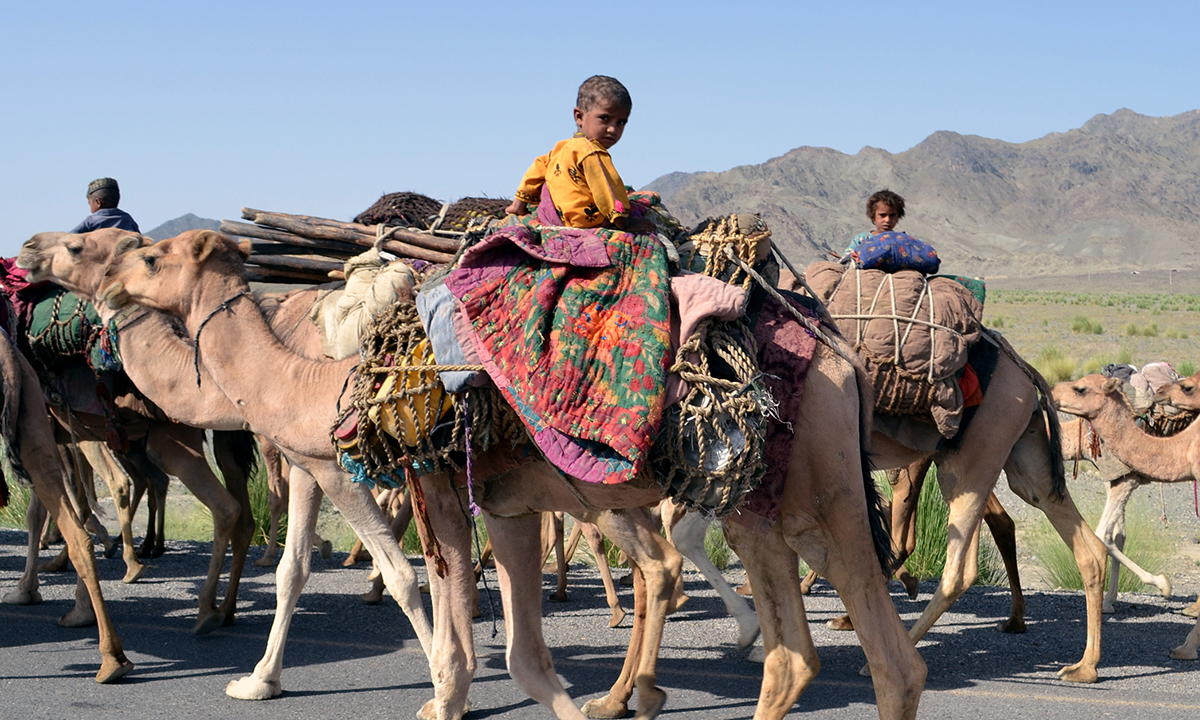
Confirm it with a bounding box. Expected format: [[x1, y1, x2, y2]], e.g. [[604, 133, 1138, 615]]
[[2, 528, 1199, 720]]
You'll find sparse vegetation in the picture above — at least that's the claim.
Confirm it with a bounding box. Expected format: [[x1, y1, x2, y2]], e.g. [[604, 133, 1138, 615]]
[[1033, 345, 1076, 382], [1071, 315, 1103, 334], [0, 484, 31, 529], [1180, 361, 1197, 377]]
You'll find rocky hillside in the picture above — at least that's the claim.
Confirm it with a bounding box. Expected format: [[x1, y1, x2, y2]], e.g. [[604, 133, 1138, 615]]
[[646, 109, 1200, 278]]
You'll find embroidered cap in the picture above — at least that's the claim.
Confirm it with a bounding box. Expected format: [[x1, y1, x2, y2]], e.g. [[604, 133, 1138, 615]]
[[87, 177, 119, 198]]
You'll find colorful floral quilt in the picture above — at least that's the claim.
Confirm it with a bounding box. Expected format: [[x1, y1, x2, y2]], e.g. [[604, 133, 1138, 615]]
[[445, 213, 671, 484]]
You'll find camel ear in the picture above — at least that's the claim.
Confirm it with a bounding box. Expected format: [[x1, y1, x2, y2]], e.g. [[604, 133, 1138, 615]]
[[190, 231, 221, 263], [1102, 377, 1122, 394], [235, 239, 252, 260], [114, 234, 143, 257]]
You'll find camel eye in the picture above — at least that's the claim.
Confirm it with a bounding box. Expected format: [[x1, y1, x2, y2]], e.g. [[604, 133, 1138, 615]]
[[143, 255, 157, 271], [1074, 387, 1086, 395], [67, 243, 83, 256]]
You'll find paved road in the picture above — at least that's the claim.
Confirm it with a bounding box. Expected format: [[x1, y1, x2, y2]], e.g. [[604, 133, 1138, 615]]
[[2, 528, 1198, 719]]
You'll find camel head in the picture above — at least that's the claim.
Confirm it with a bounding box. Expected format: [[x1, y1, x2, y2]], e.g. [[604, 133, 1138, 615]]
[[98, 230, 251, 316], [1051, 374, 1124, 419], [1154, 372, 1200, 411], [17, 229, 152, 296]]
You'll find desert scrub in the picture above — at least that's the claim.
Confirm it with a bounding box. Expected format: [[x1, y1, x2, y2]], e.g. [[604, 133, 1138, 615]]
[[1180, 361, 1197, 377], [1071, 315, 1103, 334], [988, 316, 1006, 329], [1033, 345, 1076, 383]]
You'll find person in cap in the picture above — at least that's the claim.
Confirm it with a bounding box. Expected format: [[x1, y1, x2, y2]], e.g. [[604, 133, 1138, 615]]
[[71, 177, 140, 233]]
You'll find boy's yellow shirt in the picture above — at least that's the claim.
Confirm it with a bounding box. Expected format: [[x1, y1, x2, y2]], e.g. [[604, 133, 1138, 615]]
[[514, 133, 630, 229]]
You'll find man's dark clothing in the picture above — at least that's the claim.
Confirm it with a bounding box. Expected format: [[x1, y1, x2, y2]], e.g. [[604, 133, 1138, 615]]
[[71, 208, 139, 233]]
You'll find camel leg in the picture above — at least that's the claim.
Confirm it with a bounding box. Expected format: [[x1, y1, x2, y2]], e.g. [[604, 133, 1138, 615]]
[[1094, 475, 1170, 612], [888, 460, 931, 599], [78, 443, 146, 583], [579, 508, 681, 720], [145, 424, 240, 634], [210, 430, 257, 628], [417, 472, 477, 720], [73, 453, 118, 559], [225, 463, 322, 700], [364, 489, 413, 604], [1003, 415, 1107, 683], [665, 500, 758, 649], [1170, 614, 1200, 660], [125, 444, 168, 560], [981, 492, 1026, 633], [725, 519, 821, 720], [798, 570, 815, 594], [254, 436, 286, 567], [7, 347, 132, 682], [485, 510, 588, 720], [578, 518, 625, 627], [543, 512, 569, 603], [2, 490, 47, 605]]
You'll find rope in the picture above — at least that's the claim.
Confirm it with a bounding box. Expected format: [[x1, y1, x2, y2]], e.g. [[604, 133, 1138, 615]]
[[192, 290, 251, 388]]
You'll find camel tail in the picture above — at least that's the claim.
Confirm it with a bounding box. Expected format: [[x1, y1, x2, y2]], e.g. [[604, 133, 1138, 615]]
[[848, 341, 894, 576], [0, 329, 33, 507], [212, 430, 260, 483], [992, 330, 1067, 501], [1029, 365, 1067, 501]]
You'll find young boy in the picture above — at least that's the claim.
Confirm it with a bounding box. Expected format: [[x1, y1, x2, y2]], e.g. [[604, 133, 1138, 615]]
[[505, 76, 633, 230], [71, 177, 140, 233], [841, 189, 905, 261]]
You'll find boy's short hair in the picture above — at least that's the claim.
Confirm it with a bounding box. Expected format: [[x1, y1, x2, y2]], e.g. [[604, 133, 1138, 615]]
[[577, 75, 632, 112], [866, 189, 905, 220], [87, 177, 121, 209]]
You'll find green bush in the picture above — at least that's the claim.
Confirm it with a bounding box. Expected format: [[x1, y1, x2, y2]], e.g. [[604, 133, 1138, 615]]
[[1071, 315, 1103, 334], [704, 521, 731, 570], [1125, 323, 1140, 337], [1179, 361, 1197, 377], [1034, 346, 1076, 383], [989, 316, 1006, 329], [246, 460, 280, 547], [0, 483, 31, 529], [1143, 323, 1160, 338]]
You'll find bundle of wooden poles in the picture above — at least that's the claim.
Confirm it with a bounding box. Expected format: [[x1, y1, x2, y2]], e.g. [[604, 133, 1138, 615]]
[[219, 208, 463, 284]]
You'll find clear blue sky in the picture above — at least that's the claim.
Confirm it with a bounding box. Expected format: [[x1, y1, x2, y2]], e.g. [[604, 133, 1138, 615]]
[[2, 1, 1198, 253]]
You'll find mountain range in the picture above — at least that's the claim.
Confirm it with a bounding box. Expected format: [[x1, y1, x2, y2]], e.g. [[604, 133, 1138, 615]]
[[144, 213, 220, 241], [646, 109, 1200, 278]]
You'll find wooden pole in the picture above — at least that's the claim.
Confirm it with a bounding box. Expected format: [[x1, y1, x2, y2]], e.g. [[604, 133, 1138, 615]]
[[245, 208, 462, 254], [244, 253, 343, 274], [220, 220, 358, 255]]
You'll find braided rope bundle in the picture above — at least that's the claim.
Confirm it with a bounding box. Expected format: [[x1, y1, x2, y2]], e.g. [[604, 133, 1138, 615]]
[[652, 214, 776, 516]]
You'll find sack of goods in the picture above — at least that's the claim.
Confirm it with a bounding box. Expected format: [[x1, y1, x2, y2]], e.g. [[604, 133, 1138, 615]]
[[805, 261, 983, 437], [849, 231, 941, 274]]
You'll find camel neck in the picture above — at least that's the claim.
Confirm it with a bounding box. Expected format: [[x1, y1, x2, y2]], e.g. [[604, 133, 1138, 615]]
[[1089, 398, 1199, 482], [183, 281, 354, 459]]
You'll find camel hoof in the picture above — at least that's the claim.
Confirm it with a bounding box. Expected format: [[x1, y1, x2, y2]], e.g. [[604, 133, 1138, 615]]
[[122, 563, 147, 584], [102, 539, 120, 559], [633, 686, 666, 719], [1154, 575, 1172, 598], [1056, 662, 1099, 683], [827, 615, 855, 631], [226, 675, 282, 700], [609, 606, 627, 628], [1102, 602, 1116, 614], [997, 617, 1026, 634], [581, 694, 629, 719], [746, 646, 765, 664], [416, 697, 471, 720], [735, 582, 753, 597], [619, 572, 634, 587], [253, 555, 278, 568], [362, 590, 384, 605], [737, 622, 761, 650], [318, 540, 333, 559], [193, 611, 226, 636], [59, 608, 97, 628], [1182, 602, 1200, 619], [1169, 644, 1198, 661], [548, 591, 569, 603], [900, 574, 920, 600], [95, 658, 134, 684], [2, 588, 43, 605], [858, 663, 872, 678]]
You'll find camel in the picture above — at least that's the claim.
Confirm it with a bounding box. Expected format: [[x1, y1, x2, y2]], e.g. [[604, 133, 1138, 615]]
[[1059, 416, 1180, 614], [94, 229, 926, 720], [19, 229, 438, 706], [0, 325, 133, 682], [1052, 373, 1200, 661], [254, 436, 334, 567]]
